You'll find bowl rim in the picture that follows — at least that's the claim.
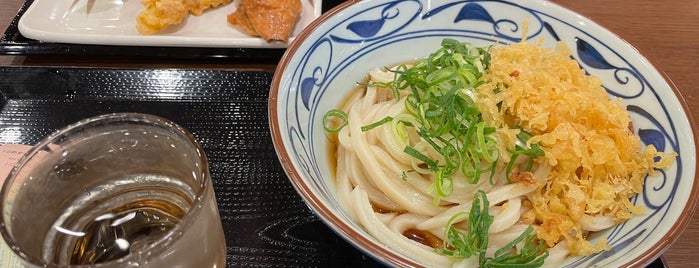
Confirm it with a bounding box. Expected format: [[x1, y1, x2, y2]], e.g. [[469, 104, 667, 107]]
[[269, 0, 699, 267], [619, 58, 699, 267], [270, 1, 420, 265]]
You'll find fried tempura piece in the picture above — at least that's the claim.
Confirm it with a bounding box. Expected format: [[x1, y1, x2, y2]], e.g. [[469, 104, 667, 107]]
[[227, 0, 302, 43], [137, 0, 188, 35], [185, 0, 232, 15], [137, 0, 232, 34]]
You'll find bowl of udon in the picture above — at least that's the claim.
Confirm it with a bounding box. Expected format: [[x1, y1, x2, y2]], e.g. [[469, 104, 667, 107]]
[[269, 0, 699, 267]]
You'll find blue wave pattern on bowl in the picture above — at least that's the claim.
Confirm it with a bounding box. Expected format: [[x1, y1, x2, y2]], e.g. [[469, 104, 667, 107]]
[[282, 0, 683, 266]]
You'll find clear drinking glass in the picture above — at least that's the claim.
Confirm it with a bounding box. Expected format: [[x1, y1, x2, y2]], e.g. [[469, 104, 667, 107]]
[[0, 113, 226, 267]]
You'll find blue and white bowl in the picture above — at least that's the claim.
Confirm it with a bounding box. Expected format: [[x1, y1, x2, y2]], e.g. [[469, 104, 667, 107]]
[[269, 0, 699, 267]]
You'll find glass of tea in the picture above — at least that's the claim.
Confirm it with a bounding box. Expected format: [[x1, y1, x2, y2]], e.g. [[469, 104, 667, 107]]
[[0, 113, 226, 267]]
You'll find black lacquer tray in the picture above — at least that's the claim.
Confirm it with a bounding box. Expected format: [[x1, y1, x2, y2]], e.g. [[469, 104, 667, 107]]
[[0, 0, 346, 60], [0, 67, 669, 268]]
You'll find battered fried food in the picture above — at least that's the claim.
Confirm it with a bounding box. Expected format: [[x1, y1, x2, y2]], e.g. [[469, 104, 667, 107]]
[[137, 0, 187, 35], [184, 0, 231, 15], [227, 0, 302, 43], [137, 0, 232, 34]]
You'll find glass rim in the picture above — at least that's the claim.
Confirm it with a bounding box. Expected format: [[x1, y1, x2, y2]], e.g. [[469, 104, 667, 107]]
[[0, 112, 213, 267]]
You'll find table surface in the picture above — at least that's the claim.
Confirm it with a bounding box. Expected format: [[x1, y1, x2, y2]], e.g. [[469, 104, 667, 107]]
[[1, 0, 698, 267]]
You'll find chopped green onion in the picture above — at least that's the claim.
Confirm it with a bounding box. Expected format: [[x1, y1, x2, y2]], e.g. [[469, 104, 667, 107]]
[[484, 226, 549, 268], [477, 122, 499, 163], [434, 168, 453, 202], [361, 116, 393, 132], [403, 146, 438, 171], [441, 190, 491, 259], [378, 39, 499, 198], [401, 171, 409, 181], [506, 129, 545, 179], [441, 190, 549, 267], [322, 109, 348, 133]]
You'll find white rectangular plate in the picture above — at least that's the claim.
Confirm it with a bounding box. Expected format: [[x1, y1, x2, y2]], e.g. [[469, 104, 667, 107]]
[[18, 0, 322, 48]]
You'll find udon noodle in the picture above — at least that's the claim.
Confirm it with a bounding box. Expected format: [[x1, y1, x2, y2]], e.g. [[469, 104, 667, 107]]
[[326, 39, 676, 267]]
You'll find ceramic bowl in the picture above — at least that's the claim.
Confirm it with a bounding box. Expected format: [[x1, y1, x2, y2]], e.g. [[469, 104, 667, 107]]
[[269, 0, 698, 266]]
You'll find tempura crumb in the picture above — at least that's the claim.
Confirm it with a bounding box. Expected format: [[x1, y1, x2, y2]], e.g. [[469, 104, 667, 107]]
[[476, 40, 677, 256]]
